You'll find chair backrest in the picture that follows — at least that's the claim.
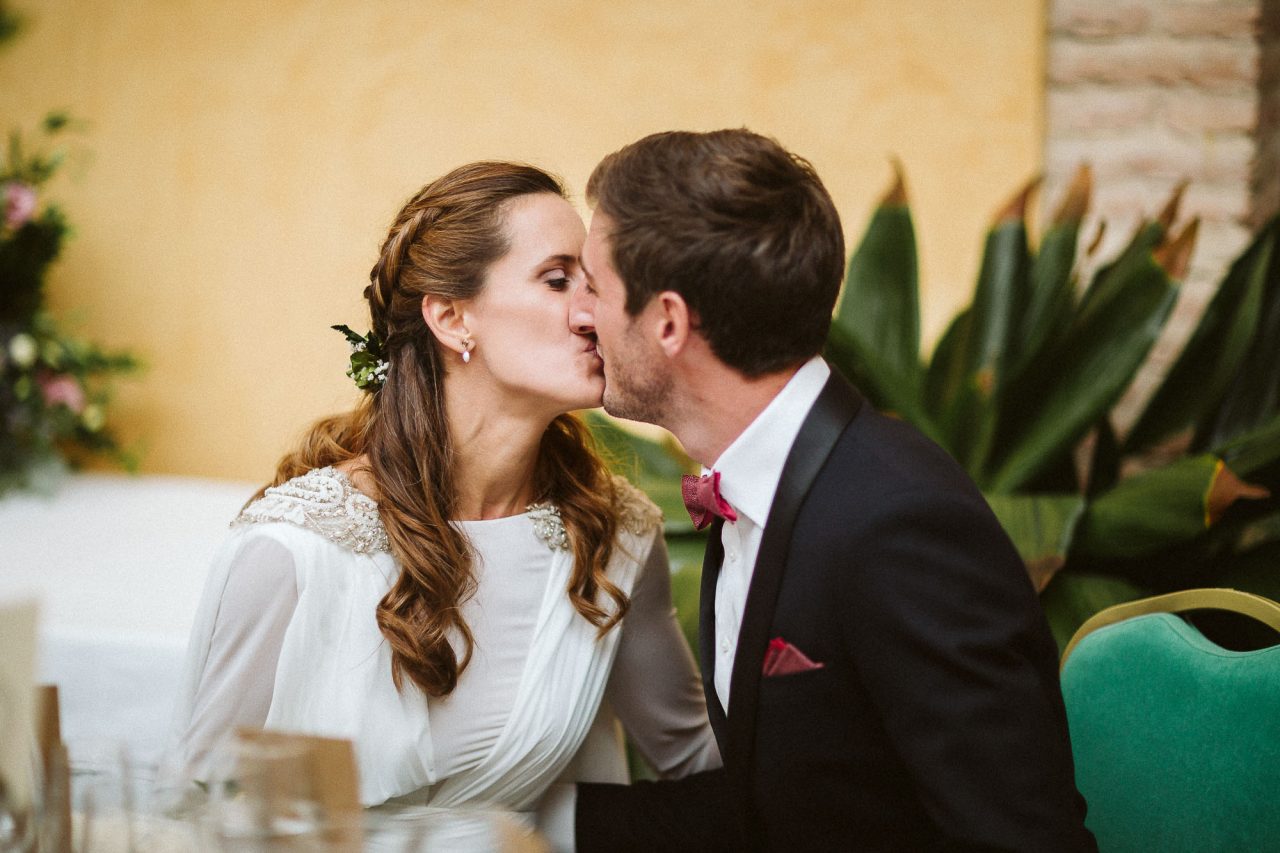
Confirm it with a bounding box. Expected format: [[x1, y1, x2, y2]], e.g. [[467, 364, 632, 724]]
[[1059, 588, 1280, 852]]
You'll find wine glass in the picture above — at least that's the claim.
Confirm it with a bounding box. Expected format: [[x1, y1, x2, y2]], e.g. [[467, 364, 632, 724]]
[[202, 736, 323, 852]]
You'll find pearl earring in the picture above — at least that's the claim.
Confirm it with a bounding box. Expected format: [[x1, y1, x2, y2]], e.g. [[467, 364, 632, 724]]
[[461, 336, 473, 364]]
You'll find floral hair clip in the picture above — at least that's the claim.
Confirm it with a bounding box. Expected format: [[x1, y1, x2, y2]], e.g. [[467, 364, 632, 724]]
[[332, 324, 389, 392]]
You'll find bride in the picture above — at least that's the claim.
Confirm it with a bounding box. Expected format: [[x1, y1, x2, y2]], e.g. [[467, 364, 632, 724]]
[[164, 162, 719, 842]]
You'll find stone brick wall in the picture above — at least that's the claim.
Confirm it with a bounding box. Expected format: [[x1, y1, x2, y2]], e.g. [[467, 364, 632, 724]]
[[1044, 0, 1273, 429], [1255, 1, 1280, 222]]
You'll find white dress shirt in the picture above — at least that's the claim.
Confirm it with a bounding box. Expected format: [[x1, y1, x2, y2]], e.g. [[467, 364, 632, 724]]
[[709, 356, 831, 711]]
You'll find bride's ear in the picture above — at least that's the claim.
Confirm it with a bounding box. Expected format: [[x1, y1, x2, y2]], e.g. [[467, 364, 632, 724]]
[[421, 294, 471, 356]]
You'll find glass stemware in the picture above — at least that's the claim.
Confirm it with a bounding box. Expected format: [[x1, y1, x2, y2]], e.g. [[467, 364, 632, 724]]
[[202, 736, 323, 852]]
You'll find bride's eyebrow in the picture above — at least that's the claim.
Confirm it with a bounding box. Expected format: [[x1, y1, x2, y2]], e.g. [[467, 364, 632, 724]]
[[537, 253, 578, 270]]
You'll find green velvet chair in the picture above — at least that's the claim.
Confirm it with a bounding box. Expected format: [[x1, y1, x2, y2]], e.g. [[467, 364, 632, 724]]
[[1059, 588, 1280, 852]]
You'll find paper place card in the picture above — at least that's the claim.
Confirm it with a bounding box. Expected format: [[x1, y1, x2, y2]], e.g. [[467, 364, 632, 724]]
[[0, 598, 39, 812]]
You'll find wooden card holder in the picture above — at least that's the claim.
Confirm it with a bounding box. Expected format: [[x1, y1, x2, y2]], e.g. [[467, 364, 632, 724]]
[[35, 684, 70, 853]]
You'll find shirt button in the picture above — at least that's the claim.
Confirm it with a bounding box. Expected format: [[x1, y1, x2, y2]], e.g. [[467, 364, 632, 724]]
[[727, 550, 737, 562]]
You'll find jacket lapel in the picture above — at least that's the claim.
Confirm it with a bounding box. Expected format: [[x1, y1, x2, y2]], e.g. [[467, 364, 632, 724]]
[[721, 371, 863, 784], [699, 518, 729, 749]]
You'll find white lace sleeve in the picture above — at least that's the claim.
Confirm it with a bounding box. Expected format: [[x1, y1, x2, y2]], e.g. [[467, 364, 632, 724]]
[[178, 532, 299, 781], [606, 528, 722, 778]]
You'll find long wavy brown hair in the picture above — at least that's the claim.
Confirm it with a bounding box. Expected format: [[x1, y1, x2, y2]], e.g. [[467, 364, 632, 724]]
[[262, 162, 629, 697]]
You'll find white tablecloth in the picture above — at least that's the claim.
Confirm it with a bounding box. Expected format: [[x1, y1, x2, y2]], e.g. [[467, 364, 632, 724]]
[[0, 472, 258, 774]]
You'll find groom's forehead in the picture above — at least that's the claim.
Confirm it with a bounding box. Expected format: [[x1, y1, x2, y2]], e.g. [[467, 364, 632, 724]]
[[581, 219, 613, 278]]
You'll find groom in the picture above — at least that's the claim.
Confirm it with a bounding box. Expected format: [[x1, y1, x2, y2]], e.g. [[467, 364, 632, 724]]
[[567, 129, 1096, 851]]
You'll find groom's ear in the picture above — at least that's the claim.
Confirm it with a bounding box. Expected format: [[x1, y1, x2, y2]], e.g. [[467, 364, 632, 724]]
[[421, 294, 469, 355], [652, 290, 694, 358]]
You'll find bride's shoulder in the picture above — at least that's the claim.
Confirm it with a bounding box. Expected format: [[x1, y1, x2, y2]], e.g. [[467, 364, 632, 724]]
[[609, 474, 663, 537], [233, 466, 390, 555]]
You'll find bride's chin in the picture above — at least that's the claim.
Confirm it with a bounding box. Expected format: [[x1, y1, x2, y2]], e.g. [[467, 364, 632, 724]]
[[583, 376, 606, 408], [552, 382, 604, 414]]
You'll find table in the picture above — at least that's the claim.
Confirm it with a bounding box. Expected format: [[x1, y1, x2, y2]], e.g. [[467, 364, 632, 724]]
[[0, 472, 259, 775]]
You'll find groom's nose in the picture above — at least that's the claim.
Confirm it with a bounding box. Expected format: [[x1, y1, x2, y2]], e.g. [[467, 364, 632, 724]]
[[569, 282, 595, 335]]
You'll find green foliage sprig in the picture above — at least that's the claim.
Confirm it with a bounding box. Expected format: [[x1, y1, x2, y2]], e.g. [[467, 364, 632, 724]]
[[331, 324, 388, 392]]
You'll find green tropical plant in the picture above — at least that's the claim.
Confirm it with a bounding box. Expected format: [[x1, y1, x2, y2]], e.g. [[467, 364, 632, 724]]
[[827, 163, 1280, 647], [589, 163, 1280, 651]]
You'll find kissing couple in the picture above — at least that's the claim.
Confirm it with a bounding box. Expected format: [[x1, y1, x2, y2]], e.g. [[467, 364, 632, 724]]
[[166, 129, 1096, 851]]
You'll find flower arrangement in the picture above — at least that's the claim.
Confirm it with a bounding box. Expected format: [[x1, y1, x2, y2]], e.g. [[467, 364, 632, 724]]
[[0, 112, 140, 494]]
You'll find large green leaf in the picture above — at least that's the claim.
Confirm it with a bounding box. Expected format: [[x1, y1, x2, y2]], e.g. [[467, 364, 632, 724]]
[[1126, 220, 1275, 453], [921, 308, 975, 457], [1015, 167, 1088, 380], [1016, 219, 1079, 380], [968, 220, 1032, 387], [1077, 185, 1175, 315], [947, 184, 1036, 474], [1198, 221, 1280, 449], [964, 227, 1031, 473], [1072, 454, 1227, 560], [923, 309, 967, 417], [835, 170, 921, 407], [984, 493, 1085, 592], [985, 236, 1186, 493], [825, 321, 934, 434], [1215, 410, 1280, 479]]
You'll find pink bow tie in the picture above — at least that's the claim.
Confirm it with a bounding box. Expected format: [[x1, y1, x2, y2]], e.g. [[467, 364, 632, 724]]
[[681, 471, 738, 531]]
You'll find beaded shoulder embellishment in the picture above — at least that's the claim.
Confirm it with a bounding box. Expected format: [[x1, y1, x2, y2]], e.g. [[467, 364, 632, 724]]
[[522, 477, 661, 553], [611, 475, 663, 535], [527, 502, 570, 551], [233, 467, 390, 554]]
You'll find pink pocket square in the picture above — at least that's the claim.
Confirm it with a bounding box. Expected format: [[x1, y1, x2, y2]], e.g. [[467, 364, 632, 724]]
[[762, 637, 825, 676]]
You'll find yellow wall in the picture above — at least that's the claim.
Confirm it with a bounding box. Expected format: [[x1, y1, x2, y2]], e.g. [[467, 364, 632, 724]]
[[0, 0, 1046, 481]]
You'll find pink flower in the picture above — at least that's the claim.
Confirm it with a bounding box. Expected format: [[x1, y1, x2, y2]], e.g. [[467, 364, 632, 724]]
[[38, 372, 86, 415], [3, 182, 38, 230]]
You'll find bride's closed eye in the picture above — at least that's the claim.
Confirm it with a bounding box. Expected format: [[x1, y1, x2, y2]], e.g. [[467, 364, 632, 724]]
[[543, 269, 573, 290]]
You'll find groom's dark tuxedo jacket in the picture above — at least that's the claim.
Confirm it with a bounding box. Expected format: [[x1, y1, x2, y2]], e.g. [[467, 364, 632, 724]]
[[578, 369, 1097, 852]]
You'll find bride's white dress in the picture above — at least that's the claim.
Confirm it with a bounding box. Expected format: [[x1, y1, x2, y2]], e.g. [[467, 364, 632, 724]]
[[163, 467, 719, 842]]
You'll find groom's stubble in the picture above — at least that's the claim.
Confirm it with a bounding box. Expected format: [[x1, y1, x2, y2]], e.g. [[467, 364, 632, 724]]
[[600, 317, 674, 427]]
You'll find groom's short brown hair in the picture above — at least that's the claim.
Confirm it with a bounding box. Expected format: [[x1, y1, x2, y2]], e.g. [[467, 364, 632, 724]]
[[586, 129, 845, 378]]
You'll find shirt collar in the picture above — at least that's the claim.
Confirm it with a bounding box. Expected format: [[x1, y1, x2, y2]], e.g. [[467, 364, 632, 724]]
[[707, 356, 831, 527]]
